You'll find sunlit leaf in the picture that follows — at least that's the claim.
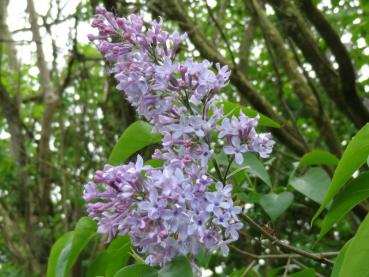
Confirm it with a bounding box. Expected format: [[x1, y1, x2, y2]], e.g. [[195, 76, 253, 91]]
[[320, 172, 369, 238], [299, 150, 339, 166], [313, 123, 369, 223], [339, 213, 369, 277], [331, 240, 351, 277], [109, 121, 162, 165], [47, 217, 97, 277]]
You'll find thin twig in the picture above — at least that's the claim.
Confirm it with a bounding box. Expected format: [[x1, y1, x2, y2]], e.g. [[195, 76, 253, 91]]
[[283, 258, 291, 277], [241, 260, 256, 277], [241, 214, 336, 265], [205, 1, 236, 67], [293, 259, 326, 277], [231, 245, 337, 260]]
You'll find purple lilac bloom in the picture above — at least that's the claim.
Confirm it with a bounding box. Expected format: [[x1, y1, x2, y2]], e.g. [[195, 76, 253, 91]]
[[85, 8, 275, 268], [218, 111, 275, 161]]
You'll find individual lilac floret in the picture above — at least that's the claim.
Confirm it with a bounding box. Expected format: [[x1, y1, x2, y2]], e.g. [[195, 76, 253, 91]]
[[223, 137, 248, 165]]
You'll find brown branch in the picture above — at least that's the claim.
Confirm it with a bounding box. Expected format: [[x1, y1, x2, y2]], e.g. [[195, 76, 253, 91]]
[[261, 23, 310, 150], [210, 0, 227, 46], [0, 0, 19, 70], [299, 0, 369, 127], [27, 0, 59, 218], [0, 84, 27, 167], [11, 14, 75, 34], [246, 0, 342, 156], [149, 0, 309, 156], [268, 0, 363, 129], [205, 1, 236, 67], [231, 245, 338, 260], [238, 17, 256, 74], [0, 203, 34, 267], [22, 93, 43, 103], [241, 214, 335, 265], [292, 259, 325, 277]]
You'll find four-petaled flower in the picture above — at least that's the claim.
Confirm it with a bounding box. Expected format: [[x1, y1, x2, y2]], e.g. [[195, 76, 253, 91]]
[[223, 137, 248, 165]]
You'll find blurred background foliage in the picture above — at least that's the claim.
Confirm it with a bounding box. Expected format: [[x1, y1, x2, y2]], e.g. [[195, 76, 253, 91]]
[[0, 0, 369, 276]]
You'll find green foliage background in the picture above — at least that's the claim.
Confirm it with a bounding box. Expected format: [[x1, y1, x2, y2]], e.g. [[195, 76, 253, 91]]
[[1, 0, 369, 276]]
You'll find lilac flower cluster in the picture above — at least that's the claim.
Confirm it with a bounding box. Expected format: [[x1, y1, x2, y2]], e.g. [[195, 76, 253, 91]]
[[85, 7, 274, 267]]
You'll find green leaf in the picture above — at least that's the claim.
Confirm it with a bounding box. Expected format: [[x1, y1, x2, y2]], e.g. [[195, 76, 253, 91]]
[[289, 167, 330, 204], [267, 268, 284, 277], [331, 240, 351, 277], [218, 101, 281, 128], [86, 252, 109, 277], [144, 159, 164, 168], [230, 268, 247, 277], [290, 268, 315, 277], [237, 192, 260, 204], [339, 213, 369, 277], [299, 150, 339, 166], [320, 172, 369, 238], [243, 153, 271, 187], [259, 192, 294, 222], [114, 264, 158, 277], [47, 232, 74, 277], [87, 236, 131, 277], [158, 256, 193, 277], [105, 237, 131, 277], [47, 217, 97, 277], [68, 217, 97, 269], [109, 121, 162, 165], [313, 123, 369, 222], [107, 236, 130, 252], [130, 249, 146, 264], [195, 248, 212, 268]]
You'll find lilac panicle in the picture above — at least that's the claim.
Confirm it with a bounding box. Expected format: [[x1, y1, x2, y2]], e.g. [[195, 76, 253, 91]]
[[85, 8, 275, 267]]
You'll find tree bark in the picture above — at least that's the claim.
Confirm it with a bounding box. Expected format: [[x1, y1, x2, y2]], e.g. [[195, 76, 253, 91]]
[[27, 0, 59, 210], [299, 0, 369, 127], [246, 0, 342, 156]]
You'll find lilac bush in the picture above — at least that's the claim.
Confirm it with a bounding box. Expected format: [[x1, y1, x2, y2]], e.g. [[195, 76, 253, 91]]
[[85, 7, 274, 267]]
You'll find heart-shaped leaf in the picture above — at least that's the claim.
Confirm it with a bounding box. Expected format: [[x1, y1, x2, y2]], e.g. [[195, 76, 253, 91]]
[[259, 192, 294, 222], [289, 167, 330, 204]]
